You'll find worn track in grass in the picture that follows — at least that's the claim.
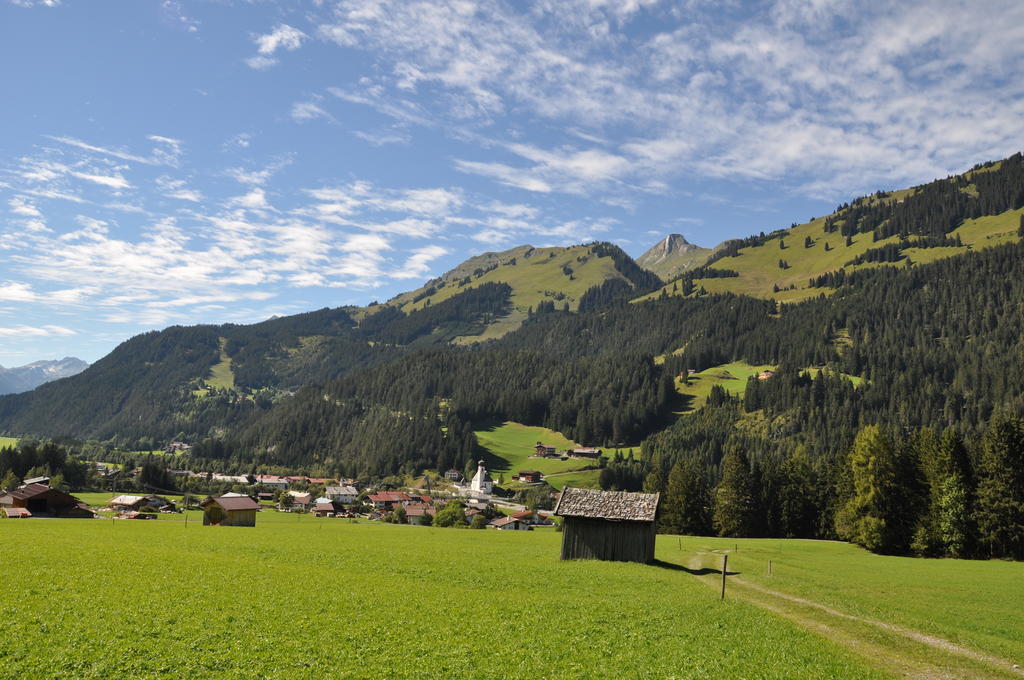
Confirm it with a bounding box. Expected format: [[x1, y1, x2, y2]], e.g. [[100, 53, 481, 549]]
[[686, 551, 1024, 680]]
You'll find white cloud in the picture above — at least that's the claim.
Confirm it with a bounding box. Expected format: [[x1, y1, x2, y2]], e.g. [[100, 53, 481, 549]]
[[228, 188, 270, 210], [393, 245, 448, 279], [291, 101, 333, 122], [247, 24, 306, 69], [8, 197, 41, 217], [0, 325, 75, 337]]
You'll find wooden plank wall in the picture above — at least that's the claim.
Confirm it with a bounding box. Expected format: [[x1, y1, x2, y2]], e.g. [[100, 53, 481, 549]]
[[560, 517, 655, 563]]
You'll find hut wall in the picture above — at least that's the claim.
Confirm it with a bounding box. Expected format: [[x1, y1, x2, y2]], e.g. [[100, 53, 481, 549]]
[[222, 509, 257, 527], [560, 517, 656, 563]]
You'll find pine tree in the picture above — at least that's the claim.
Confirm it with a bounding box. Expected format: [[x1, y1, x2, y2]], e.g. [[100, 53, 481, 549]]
[[777, 447, 817, 538], [0, 470, 18, 492], [975, 415, 1024, 559], [835, 425, 903, 553], [713, 447, 756, 537], [660, 457, 711, 535]]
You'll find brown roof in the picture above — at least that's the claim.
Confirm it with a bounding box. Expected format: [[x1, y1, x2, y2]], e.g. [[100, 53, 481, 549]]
[[204, 495, 260, 512], [8, 483, 57, 500], [4, 507, 31, 518], [314, 502, 334, 512], [554, 487, 659, 522], [490, 516, 520, 527]]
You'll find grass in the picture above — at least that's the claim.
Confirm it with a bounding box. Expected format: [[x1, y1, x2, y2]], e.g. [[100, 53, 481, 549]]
[[0, 520, 891, 680], [0, 436, 18, 449], [674, 361, 775, 412], [635, 207, 1023, 304], [387, 245, 630, 343], [474, 421, 601, 489], [675, 536, 1024, 677]]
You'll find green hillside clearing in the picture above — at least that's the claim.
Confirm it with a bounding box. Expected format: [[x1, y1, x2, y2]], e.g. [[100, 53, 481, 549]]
[[474, 421, 601, 489], [674, 362, 775, 412], [0, 436, 18, 449]]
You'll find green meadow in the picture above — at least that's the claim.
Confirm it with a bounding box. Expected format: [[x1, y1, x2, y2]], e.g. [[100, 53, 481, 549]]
[[474, 421, 601, 489], [0, 519, 891, 680], [0, 436, 18, 449]]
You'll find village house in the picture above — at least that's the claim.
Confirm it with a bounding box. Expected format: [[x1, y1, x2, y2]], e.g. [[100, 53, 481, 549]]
[[108, 494, 175, 513], [568, 447, 602, 459], [515, 470, 543, 484], [0, 483, 95, 518], [490, 515, 530, 531], [368, 491, 412, 510], [757, 369, 776, 381], [554, 487, 660, 564], [164, 441, 192, 454], [405, 504, 436, 526], [287, 491, 313, 511], [255, 474, 288, 489], [326, 485, 358, 504], [23, 475, 50, 486], [212, 474, 250, 485], [201, 494, 260, 527], [313, 498, 335, 517], [532, 444, 557, 458], [511, 509, 553, 526], [444, 469, 464, 482]]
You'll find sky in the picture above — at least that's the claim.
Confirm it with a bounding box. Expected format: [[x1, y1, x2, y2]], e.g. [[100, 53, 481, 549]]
[[1, 0, 1023, 366]]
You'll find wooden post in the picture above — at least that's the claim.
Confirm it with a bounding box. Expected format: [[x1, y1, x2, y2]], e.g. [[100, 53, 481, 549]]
[[721, 554, 728, 600], [768, 559, 772, 576]]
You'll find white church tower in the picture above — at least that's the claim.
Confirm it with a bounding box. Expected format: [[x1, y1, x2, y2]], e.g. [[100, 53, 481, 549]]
[[470, 460, 493, 495]]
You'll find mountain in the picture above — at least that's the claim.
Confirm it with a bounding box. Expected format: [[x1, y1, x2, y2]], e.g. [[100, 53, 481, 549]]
[[636, 234, 712, 279], [0, 152, 1022, 488], [0, 357, 88, 395], [638, 153, 1024, 303], [375, 242, 661, 342], [0, 243, 660, 446]]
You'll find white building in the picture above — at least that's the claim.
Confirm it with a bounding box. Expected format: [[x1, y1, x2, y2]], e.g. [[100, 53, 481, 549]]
[[326, 485, 358, 504], [470, 460, 493, 495]]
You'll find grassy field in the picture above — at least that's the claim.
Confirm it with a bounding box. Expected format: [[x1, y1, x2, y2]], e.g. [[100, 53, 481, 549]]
[[474, 421, 601, 489], [0, 519, 895, 680], [0, 436, 18, 448], [676, 536, 1024, 678]]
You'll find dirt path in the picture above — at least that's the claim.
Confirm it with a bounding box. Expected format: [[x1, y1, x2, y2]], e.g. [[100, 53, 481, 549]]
[[686, 552, 1024, 680]]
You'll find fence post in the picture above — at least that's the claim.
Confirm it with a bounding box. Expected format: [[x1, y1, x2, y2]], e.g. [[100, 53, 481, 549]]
[[721, 554, 728, 600]]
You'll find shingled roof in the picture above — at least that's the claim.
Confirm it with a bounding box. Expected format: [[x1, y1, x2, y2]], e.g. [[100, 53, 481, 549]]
[[554, 487, 659, 522], [203, 495, 260, 512]]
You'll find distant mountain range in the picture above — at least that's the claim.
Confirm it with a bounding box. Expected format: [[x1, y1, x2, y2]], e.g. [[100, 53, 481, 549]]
[[0, 357, 89, 395]]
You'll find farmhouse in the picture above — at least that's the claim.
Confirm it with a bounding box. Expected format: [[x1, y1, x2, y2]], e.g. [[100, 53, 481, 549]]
[[444, 469, 464, 482], [313, 498, 335, 517], [757, 369, 776, 381], [288, 491, 313, 510], [490, 516, 529, 531], [0, 483, 95, 518], [532, 444, 557, 458], [3, 507, 32, 518], [405, 504, 436, 526], [516, 470, 543, 484], [368, 491, 412, 509], [326, 485, 358, 504], [568, 447, 602, 459], [200, 494, 260, 527], [554, 487, 660, 564], [255, 474, 288, 489]]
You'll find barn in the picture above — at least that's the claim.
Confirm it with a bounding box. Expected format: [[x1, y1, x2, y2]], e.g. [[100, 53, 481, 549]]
[[200, 494, 260, 527], [0, 483, 95, 518], [554, 487, 660, 564]]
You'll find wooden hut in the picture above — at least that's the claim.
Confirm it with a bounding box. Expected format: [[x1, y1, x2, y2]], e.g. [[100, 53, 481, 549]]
[[200, 494, 260, 527], [554, 487, 660, 564]]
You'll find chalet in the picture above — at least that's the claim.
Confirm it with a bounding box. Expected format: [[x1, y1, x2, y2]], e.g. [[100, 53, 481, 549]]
[[23, 475, 50, 486], [368, 491, 412, 510], [533, 444, 557, 458], [405, 504, 436, 526], [3, 507, 31, 518], [490, 516, 529, 531], [108, 494, 175, 512], [444, 469, 464, 482], [757, 369, 776, 381], [326, 485, 358, 504], [511, 509, 553, 526], [200, 494, 260, 527], [554, 487, 660, 564], [313, 499, 335, 517], [0, 483, 95, 518], [257, 492, 275, 503], [568, 447, 602, 459], [212, 474, 250, 485], [165, 441, 192, 453], [255, 475, 288, 489], [288, 491, 313, 510], [516, 470, 543, 484]]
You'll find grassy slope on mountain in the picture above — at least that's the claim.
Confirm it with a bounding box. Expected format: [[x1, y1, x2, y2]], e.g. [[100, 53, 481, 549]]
[[473, 420, 601, 489], [638, 208, 1023, 303], [382, 244, 638, 343]]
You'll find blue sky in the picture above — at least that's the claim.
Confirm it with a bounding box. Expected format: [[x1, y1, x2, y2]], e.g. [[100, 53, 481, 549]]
[[2, 0, 1023, 365]]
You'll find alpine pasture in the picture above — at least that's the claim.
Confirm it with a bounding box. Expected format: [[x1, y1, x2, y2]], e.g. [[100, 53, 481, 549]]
[[2, 517, 887, 680], [3, 518, 1023, 679]]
